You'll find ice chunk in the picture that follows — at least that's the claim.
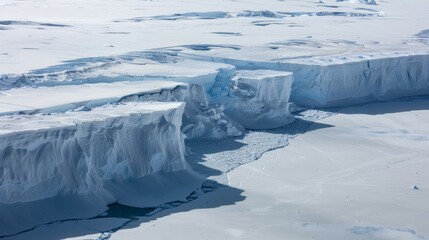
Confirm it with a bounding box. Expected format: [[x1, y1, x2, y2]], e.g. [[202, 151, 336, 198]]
[[220, 70, 295, 129]]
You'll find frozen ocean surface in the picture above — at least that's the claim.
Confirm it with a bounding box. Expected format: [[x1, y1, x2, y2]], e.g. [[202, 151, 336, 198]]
[[0, 0, 428, 239]]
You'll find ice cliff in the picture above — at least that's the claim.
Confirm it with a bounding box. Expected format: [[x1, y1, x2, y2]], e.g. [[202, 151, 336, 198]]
[[288, 54, 429, 107], [203, 52, 429, 107], [0, 102, 206, 236], [0, 102, 186, 204], [1, 49, 429, 237]]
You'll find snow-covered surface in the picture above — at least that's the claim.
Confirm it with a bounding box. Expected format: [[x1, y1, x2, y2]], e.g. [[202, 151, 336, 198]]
[[4, 97, 428, 240], [1, 0, 429, 238], [181, 84, 244, 140], [288, 53, 429, 107], [0, 81, 186, 115], [2, 0, 429, 109], [0, 102, 209, 236], [108, 98, 429, 240], [1, 0, 429, 75]]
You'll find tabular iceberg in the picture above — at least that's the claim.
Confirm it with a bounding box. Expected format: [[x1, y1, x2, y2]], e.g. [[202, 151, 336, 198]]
[[0, 102, 186, 204]]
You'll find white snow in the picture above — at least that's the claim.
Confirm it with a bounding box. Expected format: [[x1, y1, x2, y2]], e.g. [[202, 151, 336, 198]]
[[1, 0, 429, 75], [0, 81, 187, 115], [1, 0, 429, 238], [0, 55, 234, 92]]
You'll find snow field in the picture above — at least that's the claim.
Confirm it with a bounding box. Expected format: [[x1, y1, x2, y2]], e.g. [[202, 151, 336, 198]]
[[1, 0, 429, 238]]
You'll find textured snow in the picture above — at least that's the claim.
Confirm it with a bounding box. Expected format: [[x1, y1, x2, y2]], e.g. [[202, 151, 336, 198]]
[[1, 0, 429, 75], [0, 54, 233, 92], [182, 84, 244, 139], [1, 0, 429, 238]]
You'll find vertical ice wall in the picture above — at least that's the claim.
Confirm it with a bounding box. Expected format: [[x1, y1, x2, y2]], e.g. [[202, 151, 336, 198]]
[[205, 53, 429, 107], [0, 103, 186, 204], [212, 70, 295, 129], [288, 54, 429, 107]]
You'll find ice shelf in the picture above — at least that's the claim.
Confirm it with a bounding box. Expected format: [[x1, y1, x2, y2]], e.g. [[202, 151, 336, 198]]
[[0, 81, 187, 115], [0, 55, 235, 93], [286, 53, 429, 107], [0, 102, 186, 204], [1, 0, 429, 238], [201, 52, 429, 107]]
